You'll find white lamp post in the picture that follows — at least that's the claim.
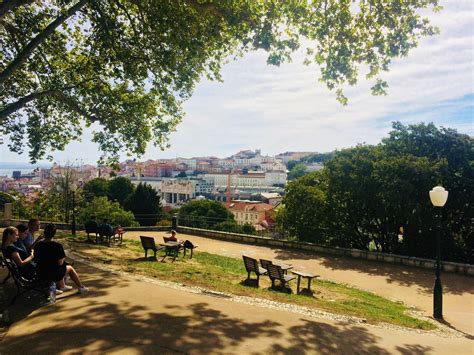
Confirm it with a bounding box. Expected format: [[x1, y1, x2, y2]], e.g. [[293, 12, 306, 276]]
[[429, 185, 448, 319]]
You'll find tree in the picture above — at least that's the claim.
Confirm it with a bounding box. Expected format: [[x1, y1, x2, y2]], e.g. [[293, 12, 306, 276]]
[[78, 196, 137, 227], [288, 163, 308, 180], [50, 164, 78, 223], [82, 178, 109, 202], [1, 1, 440, 163], [302, 152, 335, 164], [124, 182, 161, 226], [108, 176, 135, 206], [214, 220, 256, 235], [280, 122, 473, 262], [0, 191, 15, 208], [278, 172, 329, 243], [286, 160, 299, 171], [178, 199, 234, 229], [176, 171, 187, 178]]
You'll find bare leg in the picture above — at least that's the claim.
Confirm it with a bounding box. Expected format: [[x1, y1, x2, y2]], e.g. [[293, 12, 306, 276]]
[[66, 265, 84, 288], [56, 279, 65, 289]]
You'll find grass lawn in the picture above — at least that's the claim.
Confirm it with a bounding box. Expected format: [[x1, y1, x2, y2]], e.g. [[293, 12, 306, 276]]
[[58, 232, 435, 330]]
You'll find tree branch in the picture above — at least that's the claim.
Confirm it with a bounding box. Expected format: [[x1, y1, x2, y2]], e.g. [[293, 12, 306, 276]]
[[0, 0, 35, 21], [0, 0, 88, 86], [0, 88, 100, 123], [0, 90, 58, 120], [51, 90, 98, 122]]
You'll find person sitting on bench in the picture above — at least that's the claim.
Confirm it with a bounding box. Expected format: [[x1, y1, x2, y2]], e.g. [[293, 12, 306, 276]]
[[34, 224, 89, 294], [2, 226, 36, 279], [24, 218, 44, 252], [166, 230, 182, 244], [100, 219, 114, 236], [14, 223, 30, 255]]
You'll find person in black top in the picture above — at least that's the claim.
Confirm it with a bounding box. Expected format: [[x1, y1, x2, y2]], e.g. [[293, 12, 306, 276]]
[[99, 219, 114, 236], [14, 223, 30, 254], [34, 224, 89, 294], [2, 226, 36, 278]]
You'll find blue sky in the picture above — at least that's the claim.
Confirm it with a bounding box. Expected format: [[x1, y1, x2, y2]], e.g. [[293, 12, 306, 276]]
[[1, 0, 472, 165]]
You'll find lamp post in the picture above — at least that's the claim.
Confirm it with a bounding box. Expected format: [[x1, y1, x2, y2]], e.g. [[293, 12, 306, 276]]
[[429, 185, 448, 319], [70, 183, 77, 236]]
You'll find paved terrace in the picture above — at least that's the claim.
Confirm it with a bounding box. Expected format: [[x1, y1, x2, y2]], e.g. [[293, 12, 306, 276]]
[[0, 231, 472, 354]]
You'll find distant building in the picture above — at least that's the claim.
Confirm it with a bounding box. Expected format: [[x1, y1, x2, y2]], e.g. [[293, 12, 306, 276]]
[[226, 201, 274, 229]]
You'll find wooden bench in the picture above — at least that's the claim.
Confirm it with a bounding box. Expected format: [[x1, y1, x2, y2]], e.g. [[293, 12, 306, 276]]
[[0, 254, 12, 284], [266, 263, 296, 291], [260, 259, 293, 274], [162, 237, 184, 260], [84, 221, 98, 242], [2, 256, 49, 305], [242, 255, 267, 287], [292, 270, 319, 294], [97, 225, 114, 245], [140, 236, 164, 259]]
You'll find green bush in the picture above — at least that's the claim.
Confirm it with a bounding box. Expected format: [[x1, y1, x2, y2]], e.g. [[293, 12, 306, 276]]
[[78, 196, 138, 227]]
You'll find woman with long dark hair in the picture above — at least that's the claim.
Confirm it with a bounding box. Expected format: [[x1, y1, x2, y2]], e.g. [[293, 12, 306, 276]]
[[2, 226, 36, 278]]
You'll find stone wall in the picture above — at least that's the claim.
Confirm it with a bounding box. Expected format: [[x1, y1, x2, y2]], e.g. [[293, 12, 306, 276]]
[[2, 217, 472, 276]]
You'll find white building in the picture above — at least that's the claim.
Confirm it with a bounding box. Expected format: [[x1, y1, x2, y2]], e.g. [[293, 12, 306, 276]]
[[203, 170, 286, 189]]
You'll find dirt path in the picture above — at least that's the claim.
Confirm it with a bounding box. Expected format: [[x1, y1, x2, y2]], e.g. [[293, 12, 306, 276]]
[[124, 231, 474, 336], [1, 261, 473, 354]]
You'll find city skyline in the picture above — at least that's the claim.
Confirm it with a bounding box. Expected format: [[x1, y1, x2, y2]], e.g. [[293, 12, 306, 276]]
[[1, 1, 472, 166]]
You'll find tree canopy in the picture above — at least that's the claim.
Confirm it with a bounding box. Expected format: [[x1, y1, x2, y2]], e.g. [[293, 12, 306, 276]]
[[124, 182, 162, 226], [178, 199, 234, 229], [108, 176, 135, 206], [0, 0, 439, 163], [78, 196, 137, 227], [82, 177, 109, 202], [279, 122, 473, 263]]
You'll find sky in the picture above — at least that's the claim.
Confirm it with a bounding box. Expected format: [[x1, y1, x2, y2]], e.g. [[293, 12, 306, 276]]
[[1, 0, 473, 165]]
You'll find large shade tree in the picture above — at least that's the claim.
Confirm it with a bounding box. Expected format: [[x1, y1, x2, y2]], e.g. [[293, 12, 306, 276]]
[[1, 0, 440, 163]]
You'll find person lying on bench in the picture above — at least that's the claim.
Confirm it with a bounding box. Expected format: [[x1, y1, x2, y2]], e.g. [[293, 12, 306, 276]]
[[34, 224, 89, 294], [2, 226, 36, 279]]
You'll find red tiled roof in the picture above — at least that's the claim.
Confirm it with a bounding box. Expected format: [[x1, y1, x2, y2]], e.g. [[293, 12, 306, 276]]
[[227, 202, 273, 212]]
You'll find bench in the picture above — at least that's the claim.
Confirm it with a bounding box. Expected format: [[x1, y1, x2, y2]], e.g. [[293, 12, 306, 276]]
[[0, 254, 12, 284], [266, 263, 296, 291], [140, 236, 164, 259], [97, 225, 123, 246], [260, 259, 293, 274], [84, 221, 98, 242], [242, 255, 267, 287], [160, 237, 184, 261], [2, 256, 49, 305], [97, 225, 114, 245]]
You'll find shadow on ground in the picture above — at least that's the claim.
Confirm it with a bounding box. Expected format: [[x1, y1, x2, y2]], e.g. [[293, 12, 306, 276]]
[[272, 248, 473, 296], [0, 264, 436, 354]]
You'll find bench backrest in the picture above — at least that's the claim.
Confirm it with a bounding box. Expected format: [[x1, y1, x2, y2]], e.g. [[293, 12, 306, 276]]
[[242, 255, 258, 273], [266, 263, 284, 281], [260, 259, 272, 270], [163, 236, 177, 243], [140, 236, 156, 249]]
